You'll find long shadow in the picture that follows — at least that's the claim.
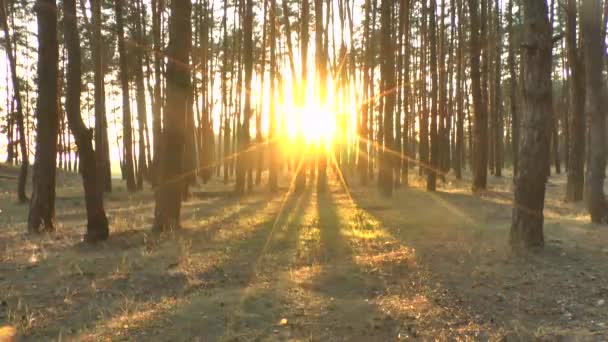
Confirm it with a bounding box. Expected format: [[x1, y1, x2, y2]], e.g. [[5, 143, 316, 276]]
[[86, 189, 314, 341], [8, 192, 278, 341], [290, 182, 401, 340], [349, 184, 608, 338]]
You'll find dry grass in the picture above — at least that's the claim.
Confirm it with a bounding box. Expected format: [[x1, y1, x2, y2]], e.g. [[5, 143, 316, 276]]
[[0, 164, 607, 341]]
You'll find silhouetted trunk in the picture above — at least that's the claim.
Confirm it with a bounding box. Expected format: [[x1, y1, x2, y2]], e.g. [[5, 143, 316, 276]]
[[582, 0, 608, 223], [153, 0, 191, 231], [467, 0, 487, 192], [91, 0, 112, 192], [493, 0, 503, 177], [295, 0, 309, 191], [268, 0, 278, 191], [507, 0, 519, 176], [64, 0, 109, 242], [455, 0, 464, 179], [28, 0, 59, 234], [427, 0, 438, 191], [359, 0, 371, 185], [115, 0, 136, 192], [379, 0, 394, 196], [236, 0, 253, 195], [314, 0, 327, 191], [510, 0, 552, 251], [134, 0, 148, 190], [151, 0, 163, 182], [564, 0, 585, 202], [0, 0, 28, 202]]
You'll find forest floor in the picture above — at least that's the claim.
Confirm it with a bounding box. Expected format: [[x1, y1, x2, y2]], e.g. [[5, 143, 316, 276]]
[[1, 163, 608, 341]]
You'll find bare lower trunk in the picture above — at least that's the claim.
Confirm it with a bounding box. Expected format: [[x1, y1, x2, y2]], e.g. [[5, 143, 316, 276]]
[[28, 0, 59, 234], [510, 0, 552, 251], [582, 0, 608, 223], [153, 0, 191, 231], [64, 0, 109, 242]]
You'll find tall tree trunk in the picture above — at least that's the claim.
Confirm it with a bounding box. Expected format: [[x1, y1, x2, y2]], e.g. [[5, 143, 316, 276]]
[[115, 0, 136, 192], [493, 0, 504, 177], [28, 0, 59, 234], [236, 0, 253, 195], [455, 0, 464, 179], [359, 0, 371, 185], [256, 0, 267, 186], [91, 0, 112, 192], [153, 0, 192, 231], [151, 0, 164, 183], [314, 0, 327, 191], [268, 0, 278, 191], [379, 0, 394, 196], [510, 0, 552, 251], [0, 0, 28, 202], [401, 0, 411, 186], [468, 0, 488, 192], [419, 0, 429, 177], [296, 0, 310, 191], [64, 0, 109, 242], [582, 0, 608, 223], [427, 0, 438, 191], [507, 0, 519, 176], [564, 0, 585, 202], [134, 0, 148, 190]]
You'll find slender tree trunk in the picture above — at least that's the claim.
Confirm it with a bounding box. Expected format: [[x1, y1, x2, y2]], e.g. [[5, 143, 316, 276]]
[[468, 0, 488, 192], [359, 0, 371, 185], [133, 0, 148, 190], [455, 0, 464, 179], [401, 0, 411, 186], [296, 0, 310, 191], [314, 0, 327, 191], [493, 0, 503, 177], [427, 0, 438, 191], [236, 0, 253, 195], [268, 0, 278, 191], [564, 0, 585, 202], [379, 0, 395, 196], [582, 0, 608, 223], [0, 0, 28, 202], [28, 0, 59, 234], [153, 0, 191, 231], [91, 0, 112, 192], [115, 0, 136, 192], [507, 0, 519, 177], [64, 0, 109, 242], [510, 0, 552, 251]]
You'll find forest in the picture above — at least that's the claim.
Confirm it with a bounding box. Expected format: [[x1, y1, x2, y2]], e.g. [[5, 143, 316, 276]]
[[1, 0, 608, 340]]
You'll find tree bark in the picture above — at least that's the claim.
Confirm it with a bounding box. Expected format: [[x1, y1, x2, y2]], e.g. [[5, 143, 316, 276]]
[[0, 0, 28, 203], [153, 0, 191, 231], [28, 0, 59, 234], [427, 0, 438, 191], [564, 0, 585, 202], [379, 0, 395, 196], [114, 0, 136, 192], [507, 0, 519, 177], [64, 0, 109, 242], [236, 0, 253, 195], [510, 0, 552, 251], [467, 0, 488, 192], [91, 0, 112, 192], [582, 0, 608, 223], [133, 0, 148, 190]]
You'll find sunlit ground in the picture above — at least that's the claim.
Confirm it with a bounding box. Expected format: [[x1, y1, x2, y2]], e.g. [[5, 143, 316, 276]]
[[1, 163, 608, 341]]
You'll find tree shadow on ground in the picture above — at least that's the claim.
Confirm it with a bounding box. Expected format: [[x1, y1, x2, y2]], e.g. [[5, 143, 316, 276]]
[[348, 182, 608, 339], [2, 191, 277, 341], [83, 188, 314, 341]]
